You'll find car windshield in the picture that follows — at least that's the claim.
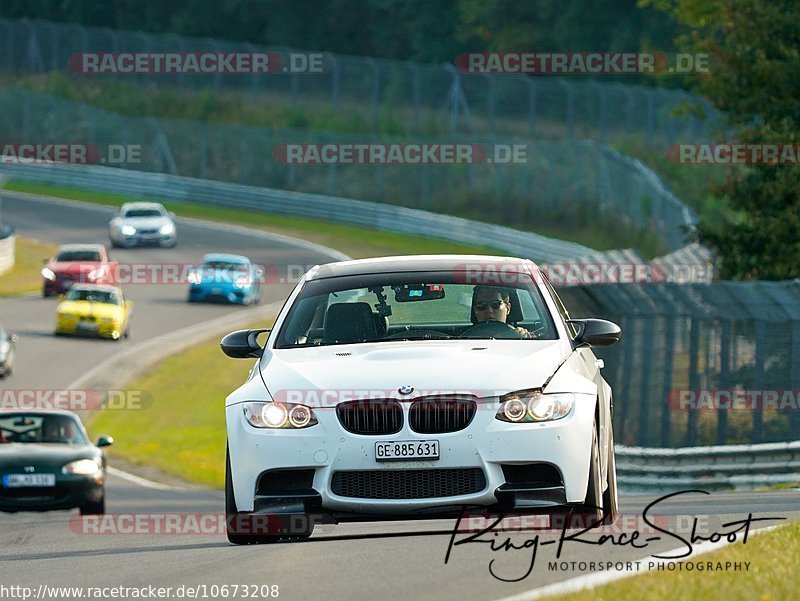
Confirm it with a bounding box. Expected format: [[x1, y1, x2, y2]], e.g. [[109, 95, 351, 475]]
[[203, 260, 247, 271], [275, 270, 558, 348], [0, 414, 88, 445], [124, 208, 164, 218], [65, 289, 120, 305], [56, 250, 101, 262]]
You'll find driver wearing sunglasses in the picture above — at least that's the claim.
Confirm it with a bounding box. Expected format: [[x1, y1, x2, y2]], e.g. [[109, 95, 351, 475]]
[[471, 286, 536, 338]]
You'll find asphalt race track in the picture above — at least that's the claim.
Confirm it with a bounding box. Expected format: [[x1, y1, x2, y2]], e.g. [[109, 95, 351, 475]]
[[1, 192, 799, 600]]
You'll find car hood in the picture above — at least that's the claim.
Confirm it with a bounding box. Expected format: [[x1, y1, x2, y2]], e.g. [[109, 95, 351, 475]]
[[57, 300, 123, 319], [120, 216, 171, 228], [0, 443, 99, 470], [49, 261, 103, 274], [261, 340, 569, 400]]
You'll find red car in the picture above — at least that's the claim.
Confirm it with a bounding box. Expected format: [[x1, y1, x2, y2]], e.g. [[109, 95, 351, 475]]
[[41, 244, 117, 297]]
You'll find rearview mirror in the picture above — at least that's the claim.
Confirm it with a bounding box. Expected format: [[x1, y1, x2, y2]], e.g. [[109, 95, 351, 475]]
[[393, 284, 445, 302], [568, 318, 621, 347], [221, 328, 271, 358]]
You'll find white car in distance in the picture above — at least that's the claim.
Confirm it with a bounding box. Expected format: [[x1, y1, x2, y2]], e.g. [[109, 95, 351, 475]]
[[109, 202, 177, 248]]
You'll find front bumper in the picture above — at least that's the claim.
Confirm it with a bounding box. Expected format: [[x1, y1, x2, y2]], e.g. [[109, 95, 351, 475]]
[[43, 278, 76, 295], [55, 316, 124, 339], [114, 231, 176, 247], [44, 274, 112, 295], [0, 474, 104, 512], [188, 284, 250, 304], [226, 397, 595, 515]]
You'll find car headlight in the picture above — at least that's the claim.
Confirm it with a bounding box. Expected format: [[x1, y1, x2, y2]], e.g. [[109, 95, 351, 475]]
[[159, 222, 175, 235], [41, 267, 56, 281], [62, 459, 101, 475], [496, 390, 574, 423], [87, 269, 100, 281], [121, 225, 136, 236], [243, 401, 317, 429]]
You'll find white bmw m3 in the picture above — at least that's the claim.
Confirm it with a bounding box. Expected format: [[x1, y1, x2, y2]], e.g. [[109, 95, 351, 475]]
[[221, 255, 620, 544]]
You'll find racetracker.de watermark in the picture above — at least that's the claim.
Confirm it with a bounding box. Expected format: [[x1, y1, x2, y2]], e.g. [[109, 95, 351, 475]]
[[272, 143, 528, 165], [0, 143, 141, 165], [667, 143, 800, 165], [0, 389, 152, 411], [455, 52, 710, 74], [271, 388, 507, 408], [55, 262, 315, 285], [69, 51, 324, 74], [69, 512, 321, 535], [455, 511, 697, 534], [669, 389, 800, 411], [451, 261, 712, 286]]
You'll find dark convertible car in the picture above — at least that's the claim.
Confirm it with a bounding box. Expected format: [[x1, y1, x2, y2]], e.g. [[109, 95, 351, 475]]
[[0, 410, 113, 515]]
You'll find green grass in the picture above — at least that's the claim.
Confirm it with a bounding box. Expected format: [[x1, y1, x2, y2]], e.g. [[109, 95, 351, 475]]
[[6, 72, 446, 137], [0, 236, 58, 296], [547, 521, 800, 601], [5, 181, 504, 259], [86, 329, 258, 488]]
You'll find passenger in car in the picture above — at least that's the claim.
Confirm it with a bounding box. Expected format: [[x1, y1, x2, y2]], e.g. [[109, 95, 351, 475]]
[[471, 286, 537, 338]]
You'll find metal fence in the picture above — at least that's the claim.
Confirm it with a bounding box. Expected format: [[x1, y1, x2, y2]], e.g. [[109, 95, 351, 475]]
[[0, 17, 723, 146], [0, 162, 603, 264], [559, 281, 800, 447], [0, 86, 696, 252]]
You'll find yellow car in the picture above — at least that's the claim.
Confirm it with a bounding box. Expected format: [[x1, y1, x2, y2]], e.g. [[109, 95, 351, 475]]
[[54, 284, 133, 341]]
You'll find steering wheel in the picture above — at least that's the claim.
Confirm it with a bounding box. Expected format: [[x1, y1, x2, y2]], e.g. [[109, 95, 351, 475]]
[[459, 320, 524, 339]]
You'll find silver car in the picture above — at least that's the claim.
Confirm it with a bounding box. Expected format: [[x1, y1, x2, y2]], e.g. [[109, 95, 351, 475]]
[[109, 202, 177, 248], [0, 325, 16, 378]]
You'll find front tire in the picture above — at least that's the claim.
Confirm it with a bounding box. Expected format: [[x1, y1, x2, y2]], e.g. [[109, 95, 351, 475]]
[[602, 425, 619, 524], [552, 422, 604, 529], [80, 493, 105, 515]]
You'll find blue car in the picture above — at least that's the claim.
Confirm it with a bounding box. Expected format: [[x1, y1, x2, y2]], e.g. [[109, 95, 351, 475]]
[[187, 254, 263, 305]]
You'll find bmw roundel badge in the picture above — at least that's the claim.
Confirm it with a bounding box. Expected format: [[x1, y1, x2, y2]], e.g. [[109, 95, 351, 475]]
[[398, 385, 414, 395]]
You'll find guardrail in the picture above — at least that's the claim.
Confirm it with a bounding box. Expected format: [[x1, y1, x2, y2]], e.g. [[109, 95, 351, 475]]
[[0, 163, 607, 263], [616, 442, 800, 492]]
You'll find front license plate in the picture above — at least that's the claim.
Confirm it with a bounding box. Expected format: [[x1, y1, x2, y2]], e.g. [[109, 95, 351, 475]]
[[76, 321, 98, 332], [3, 474, 56, 488], [375, 440, 439, 462]]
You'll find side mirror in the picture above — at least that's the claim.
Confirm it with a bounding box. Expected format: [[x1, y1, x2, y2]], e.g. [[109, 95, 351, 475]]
[[568, 318, 621, 347], [168, 211, 176, 219], [221, 328, 271, 358], [58, 293, 66, 301], [8, 334, 18, 344], [96, 435, 114, 447]]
